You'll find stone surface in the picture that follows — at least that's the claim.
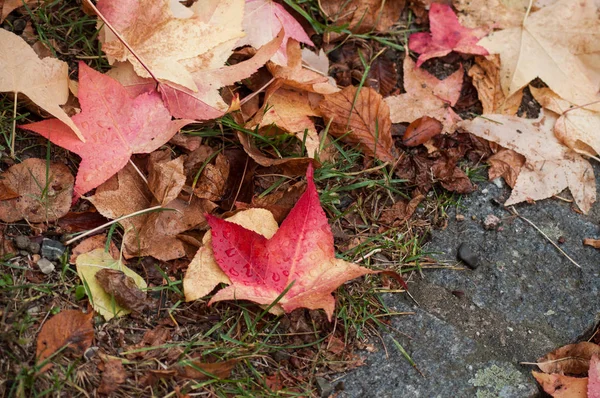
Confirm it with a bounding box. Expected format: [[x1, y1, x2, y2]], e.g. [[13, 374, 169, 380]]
[[14, 235, 30, 250], [41, 238, 66, 261], [36, 258, 55, 274], [340, 177, 600, 397]]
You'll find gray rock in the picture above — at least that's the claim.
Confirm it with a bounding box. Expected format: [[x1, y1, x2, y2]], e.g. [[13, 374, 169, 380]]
[[340, 176, 600, 397], [14, 235, 30, 250], [316, 377, 334, 398], [41, 238, 66, 261], [457, 243, 479, 269], [28, 242, 40, 254], [36, 258, 55, 274]]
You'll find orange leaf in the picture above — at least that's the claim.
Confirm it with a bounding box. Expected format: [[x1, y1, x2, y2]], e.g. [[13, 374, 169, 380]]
[[403, 116, 443, 147], [532, 371, 587, 398], [537, 342, 600, 375]]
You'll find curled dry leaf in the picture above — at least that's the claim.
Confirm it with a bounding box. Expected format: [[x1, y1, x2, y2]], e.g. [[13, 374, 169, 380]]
[[403, 116, 443, 147], [530, 86, 600, 157], [458, 112, 596, 213], [532, 371, 588, 398], [95, 269, 151, 314], [36, 310, 94, 372], [385, 53, 463, 134], [20, 62, 190, 198], [0, 158, 74, 223], [319, 86, 396, 163], [468, 55, 522, 115], [537, 342, 600, 375], [0, 29, 83, 140], [184, 208, 279, 302], [76, 248, 147, 320], [487, 148, 525, 188], [320, 0, 405, 35]]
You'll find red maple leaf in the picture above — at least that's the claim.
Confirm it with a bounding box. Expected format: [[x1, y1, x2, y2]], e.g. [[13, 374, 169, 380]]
[[206, 164, 399, 320], [408, 3, 488, 67], [20, 62, 189, 198]]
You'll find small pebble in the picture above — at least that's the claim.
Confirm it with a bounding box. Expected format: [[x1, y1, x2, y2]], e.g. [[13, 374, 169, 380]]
[[84, 346, 99, 361], [456, 214, 465, 222], [481, 188, 489, 194], [492, 177, 504, 188], [27, 306, 40, 314], [558, 236, 566, 244], [272, 351, 291, 362], [41, 238, 66, 261], [15, 235, 30, 250], [12, 18, 27, 34], [28, 242, 40, 254], [316, 377, 334, 398], [483, 214, 501, 230], [37, 258, 55, 274], [457, 243, 479, 269]]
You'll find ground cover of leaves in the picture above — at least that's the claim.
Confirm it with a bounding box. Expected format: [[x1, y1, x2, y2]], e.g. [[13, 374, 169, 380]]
[[0, 0, 599, 397]]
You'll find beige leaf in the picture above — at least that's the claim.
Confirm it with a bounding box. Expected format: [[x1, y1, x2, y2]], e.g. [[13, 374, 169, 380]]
[[454, 0, 546, 29], [530, 86, 600, 157], [183, 208, 279, 302], [0, 29, 83, 140], [385, 54, 463, 133], [478, 0, 600, 110], [458, 112, 596, 213], [468, 55, 522, 115]]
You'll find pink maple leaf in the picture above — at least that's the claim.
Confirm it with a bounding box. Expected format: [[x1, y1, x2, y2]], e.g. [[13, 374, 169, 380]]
[[206, 164, 386, 321], [20, 62, 189, 198], [238, 0, 314, 65], [408, 3, 488, 67]]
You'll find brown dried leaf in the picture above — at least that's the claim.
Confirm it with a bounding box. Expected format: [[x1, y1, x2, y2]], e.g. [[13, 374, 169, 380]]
[[532, 371, 588, 398], [380, 194, 425, 225], [192, 153, 230, 201], [537, 342, 600, 375], [36, 310, 94, 372], [98, 359, 127, 395], [0, 158, 74, 223], [487, 148, 525, 188], [0, 181, 18, 200], [320, 0, 405, 34], [238, 181, 307, 223], [432, 154, 474, 193], [583, 238, 600, 249], [126, 326, 172, 360], [468, 55, 523, 115], [69, 234, 119, 264], [403, 116, 443, 147], [57, 210, 108, 234], [367, 56, 398, 97], [95, 269, 151, 314], [319, 86, 396, 162], [177, 359, 237, 380]]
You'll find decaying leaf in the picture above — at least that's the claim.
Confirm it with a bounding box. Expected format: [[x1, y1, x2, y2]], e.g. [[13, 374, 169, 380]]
[[458, 112, 596, 213], [537, 342, 600, 375], [0, 29, 83, 141], [20, 62, 190, 198], [88, 156, 216, 261], [95, 269, 151, 314], [487, 148, 525, 188], [76, 248, 147, 320], [98, 359, 127, 395], [478, 0, 600, 110], [204, 164, 397, 321], [320, 0, 405, 35], [0, 159, 74, 223], [380, 194, 425, 226], [367, 56, 398, 97], [532, 371, 588, 398], [409, 3, 488, 67], [468, 55, 522, 115], [36, 309, 94, 372], [184, 208, 279, 302], [319, 86, 396, 162], [385, 53, 463, 133], [530, 86, 600, 157]]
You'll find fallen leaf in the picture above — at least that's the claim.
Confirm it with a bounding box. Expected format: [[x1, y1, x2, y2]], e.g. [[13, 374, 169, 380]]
[[367, 56, 398, 97], [403, 116, 443, 147], [408, 3, 488, 67], [125, 326, 171, 360], [583, 238, 600, 249], [0, 29, 83, 140], [88, 157, 216, 261], [590, 354, 600, 398], [319, 86, 396, 162], [1, 0, 40, 22], [457, 112, 596, 213], [238, 0, 313, 65], [189, 153, 230, 201], [385, 53, 463, 133], [454, 0, 534, 30], [57, 210, 109, 233], [467, 55, 522, 115], [238, 181, 307, 223], [20, 62, 189, 198], [530, 86, 600, 157], [205, 164, 387, 321], [537, 342, 600, 375], [478, 0, 600, 110], [0, 158, 74, 223], [70, 234, 119, 264], [36, 310, 94, 372], [380, 194, 425, 225], [184, 208, 279, 302], [320, 0, 405, 35], [178, 359, 237, 380], [487, 148, 525, 188], [97, 0, 245, 91], [532, 371, 588, 398], [0, 181, 18, 200], [96, 269, 151, 314], [432, 153, 474, 193], [76, 248, 147, 320], [98, 359, 127, 395]]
